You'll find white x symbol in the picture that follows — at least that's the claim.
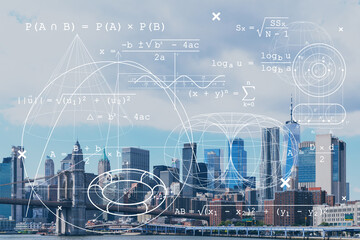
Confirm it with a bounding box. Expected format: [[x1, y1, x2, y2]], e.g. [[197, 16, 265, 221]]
[[18, 150, 26, 159], [280, 177, 291, 188], [212, 12, 221, 21], [342, 196, 346, 201], [338, 27, 343, 32], [57, 206, 62, 211]]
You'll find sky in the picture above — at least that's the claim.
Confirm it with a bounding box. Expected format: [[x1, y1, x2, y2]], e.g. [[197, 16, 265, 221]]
[[0, 0, 360, 199]]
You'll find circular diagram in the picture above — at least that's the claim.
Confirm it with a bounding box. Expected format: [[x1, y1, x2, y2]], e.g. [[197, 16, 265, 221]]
[[20, 36, 193, 234], [164, 113, 298, 194], [269, 21, 333, 85], [292, 43, 346, 97], [87, 169, 167, 217]]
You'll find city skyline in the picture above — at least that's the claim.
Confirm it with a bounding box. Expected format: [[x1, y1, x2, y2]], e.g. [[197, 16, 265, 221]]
[[0, 0, 360, 235]]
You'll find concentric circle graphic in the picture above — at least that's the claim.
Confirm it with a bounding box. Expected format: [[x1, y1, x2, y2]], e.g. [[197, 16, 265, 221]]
[[88, 169, 168, 217], [269, 21, 333, 85], [292, 43, 346, 97]]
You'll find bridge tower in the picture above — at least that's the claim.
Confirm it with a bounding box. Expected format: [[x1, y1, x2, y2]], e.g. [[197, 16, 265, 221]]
[[56, 141, 86, 235]]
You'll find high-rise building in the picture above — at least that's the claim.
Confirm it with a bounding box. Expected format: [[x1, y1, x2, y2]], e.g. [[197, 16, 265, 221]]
[[182, 143, 197, 198], [98, 148, 111, 187], [315, 134, 346, 203], [0, 157, 12, 218], [283, 97, 300, 190], [194, 162, 208, 194], [122, 147, 149, 189], [45, 157, 56, 186], [153, 165, 168, 179], [204, 149, 222, 191], [259, 127, 281, 210], [226, 138, 247, 190], [11, 146, 25, 223], [160, 167, 179, 189], [298, 141, 316, 189]]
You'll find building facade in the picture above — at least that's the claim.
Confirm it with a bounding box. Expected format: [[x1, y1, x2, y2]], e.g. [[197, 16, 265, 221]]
[[122, 147, 150, 189], [298, 141, 316, 189], [0, 157, 12, 218], [204, 149, 222, 191], [226, 138, 247, 190], [11, 146, 25, 223], [313, 201, 360, 227], [182, 143, 197, 198], [259, 127, 281, 210], [45, 157, 56, 185], [282, 99, 300, 190], [315, 134, 346, 203]]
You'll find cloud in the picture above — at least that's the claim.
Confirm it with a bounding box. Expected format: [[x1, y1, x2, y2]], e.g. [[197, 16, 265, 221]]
[[0, 0, 359, 137]]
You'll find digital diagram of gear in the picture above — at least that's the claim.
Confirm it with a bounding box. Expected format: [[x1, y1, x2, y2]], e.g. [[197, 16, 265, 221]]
[[292, 43, 346, 98]]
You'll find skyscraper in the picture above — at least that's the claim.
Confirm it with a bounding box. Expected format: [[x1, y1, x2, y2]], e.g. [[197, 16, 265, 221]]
[[226, 138, 247, 190], [182, 143, 197, 198], [259, 127, 281, 210], [194, 162, 208, 194], [315, 134, 346, 203], [153, 165, 168, 179], [122, 147, 150, 188], [98, 148, 111, 187], [283, 97, 300, 190], [298, 141, 316, 189], [45, 157, 56, 185], [0, 157, 12, 218], [11, 146, 25, 223], [204, 149, 222, 191], [160, 167, 179, 189]]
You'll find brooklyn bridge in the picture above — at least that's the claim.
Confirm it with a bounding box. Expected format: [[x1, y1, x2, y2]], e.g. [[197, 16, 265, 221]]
[[0, 141, 209, 235]]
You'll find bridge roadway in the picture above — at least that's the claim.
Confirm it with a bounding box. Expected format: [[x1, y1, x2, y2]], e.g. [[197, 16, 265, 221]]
[[0, 197, 209, 221]]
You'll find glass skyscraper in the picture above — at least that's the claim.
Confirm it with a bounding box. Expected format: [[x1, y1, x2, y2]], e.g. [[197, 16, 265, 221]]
[[298, 141, 316, 189], [122, 147, 150, 189], [204, 149, 222, 191], [182, 143, 197, 197], [194, 162, 208, 194], [259, 127, 281, 210], [283, 98, 300, 190], [0, 157, 11, 218], [226, 138, 247, 190]]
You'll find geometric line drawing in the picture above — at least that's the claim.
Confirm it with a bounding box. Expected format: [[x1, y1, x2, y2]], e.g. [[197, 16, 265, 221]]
[[292, 43, 346, 98]]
